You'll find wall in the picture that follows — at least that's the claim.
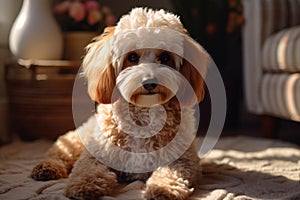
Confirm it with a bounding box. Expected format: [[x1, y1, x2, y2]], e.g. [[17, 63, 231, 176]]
[[0, 0, 22, 143], [101, 0, 174, 19], [0, 0, 22, 99]]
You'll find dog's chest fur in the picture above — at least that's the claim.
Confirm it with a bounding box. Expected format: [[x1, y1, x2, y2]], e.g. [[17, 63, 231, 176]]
[[96, 100, 188, 150], [90, 99, 197, 181]]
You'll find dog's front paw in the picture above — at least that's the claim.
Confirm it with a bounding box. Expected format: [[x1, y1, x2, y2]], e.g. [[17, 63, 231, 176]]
[[65, 175, 116, 200], [31, 160, 68, 181], [144, 178, 193, 200]]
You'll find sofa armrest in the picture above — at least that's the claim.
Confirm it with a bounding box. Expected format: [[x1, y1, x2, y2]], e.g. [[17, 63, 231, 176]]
[[242, 0, 300, 114], [242, 0, 264, 114]]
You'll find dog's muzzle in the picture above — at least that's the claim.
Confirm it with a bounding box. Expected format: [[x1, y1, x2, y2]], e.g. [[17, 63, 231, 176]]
[[116, 63, 181, 107]]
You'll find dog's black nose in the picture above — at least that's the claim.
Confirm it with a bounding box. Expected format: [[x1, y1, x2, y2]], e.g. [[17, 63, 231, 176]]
[[142, 77, 158, 91]]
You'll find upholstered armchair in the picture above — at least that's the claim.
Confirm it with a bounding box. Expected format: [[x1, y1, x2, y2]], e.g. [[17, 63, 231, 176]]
[[242, 0, 300, 137]]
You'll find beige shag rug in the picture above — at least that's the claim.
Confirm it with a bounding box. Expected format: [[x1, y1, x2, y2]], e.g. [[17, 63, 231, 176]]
[[0, 136, 299, 200]]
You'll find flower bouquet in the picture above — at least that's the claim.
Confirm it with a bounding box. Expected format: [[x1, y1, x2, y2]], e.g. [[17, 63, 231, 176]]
[[53, 0, 116, 32], [52, 0, 116, 60]]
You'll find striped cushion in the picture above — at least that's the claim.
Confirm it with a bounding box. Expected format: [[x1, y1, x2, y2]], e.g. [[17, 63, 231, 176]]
[[260, 0, 300, 41], [261, 73, 300, 121], [262, 26, 300, 72]]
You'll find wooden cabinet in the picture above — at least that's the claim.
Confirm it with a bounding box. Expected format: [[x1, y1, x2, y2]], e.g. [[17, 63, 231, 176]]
[[5, 59, 82, 140]]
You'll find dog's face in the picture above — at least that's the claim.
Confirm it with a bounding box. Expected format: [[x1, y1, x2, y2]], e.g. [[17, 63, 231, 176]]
[[83, 8, 210, 108], [117, 49, 185, 107]]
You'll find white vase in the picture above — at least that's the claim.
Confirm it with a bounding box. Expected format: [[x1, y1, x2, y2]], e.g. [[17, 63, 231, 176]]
[[9, 0, 63, 60]]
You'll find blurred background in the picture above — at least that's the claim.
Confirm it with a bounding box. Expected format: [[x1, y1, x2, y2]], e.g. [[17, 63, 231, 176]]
[[0, 0, 299, 145]]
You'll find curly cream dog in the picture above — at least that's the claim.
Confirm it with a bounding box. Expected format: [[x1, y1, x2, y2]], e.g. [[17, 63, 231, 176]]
[[31, 8, 210, 200]]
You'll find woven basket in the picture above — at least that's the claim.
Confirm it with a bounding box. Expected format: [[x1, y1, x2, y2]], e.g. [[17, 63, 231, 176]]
[[5, 59, 82, 140]]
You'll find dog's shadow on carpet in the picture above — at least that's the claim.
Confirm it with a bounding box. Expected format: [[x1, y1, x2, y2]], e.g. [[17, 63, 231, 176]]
[[192, 158, 300, 199], [101, 159, 300, 199]]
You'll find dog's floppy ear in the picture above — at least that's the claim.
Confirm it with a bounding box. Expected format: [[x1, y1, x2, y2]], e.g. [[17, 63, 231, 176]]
[[180, 59, 205, 105], [82, 26, 116, 104], [179, 34, 210, 106], [95, 64, 116, 104]]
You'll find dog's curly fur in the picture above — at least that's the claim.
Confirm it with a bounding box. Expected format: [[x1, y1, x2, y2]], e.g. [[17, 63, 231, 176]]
[[31, 8, 210, 200]]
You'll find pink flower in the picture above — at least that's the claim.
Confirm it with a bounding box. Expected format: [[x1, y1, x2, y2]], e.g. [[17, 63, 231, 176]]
[[87, 10, 102, 25], [84, 1, 100, 11], [53, 0, 116, 31], [69, 2, 85, 22]]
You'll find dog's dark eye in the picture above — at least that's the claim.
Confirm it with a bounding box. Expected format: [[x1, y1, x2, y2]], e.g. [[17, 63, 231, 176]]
[[127, 52, 139, 63], [159, 53, 171, 64]]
